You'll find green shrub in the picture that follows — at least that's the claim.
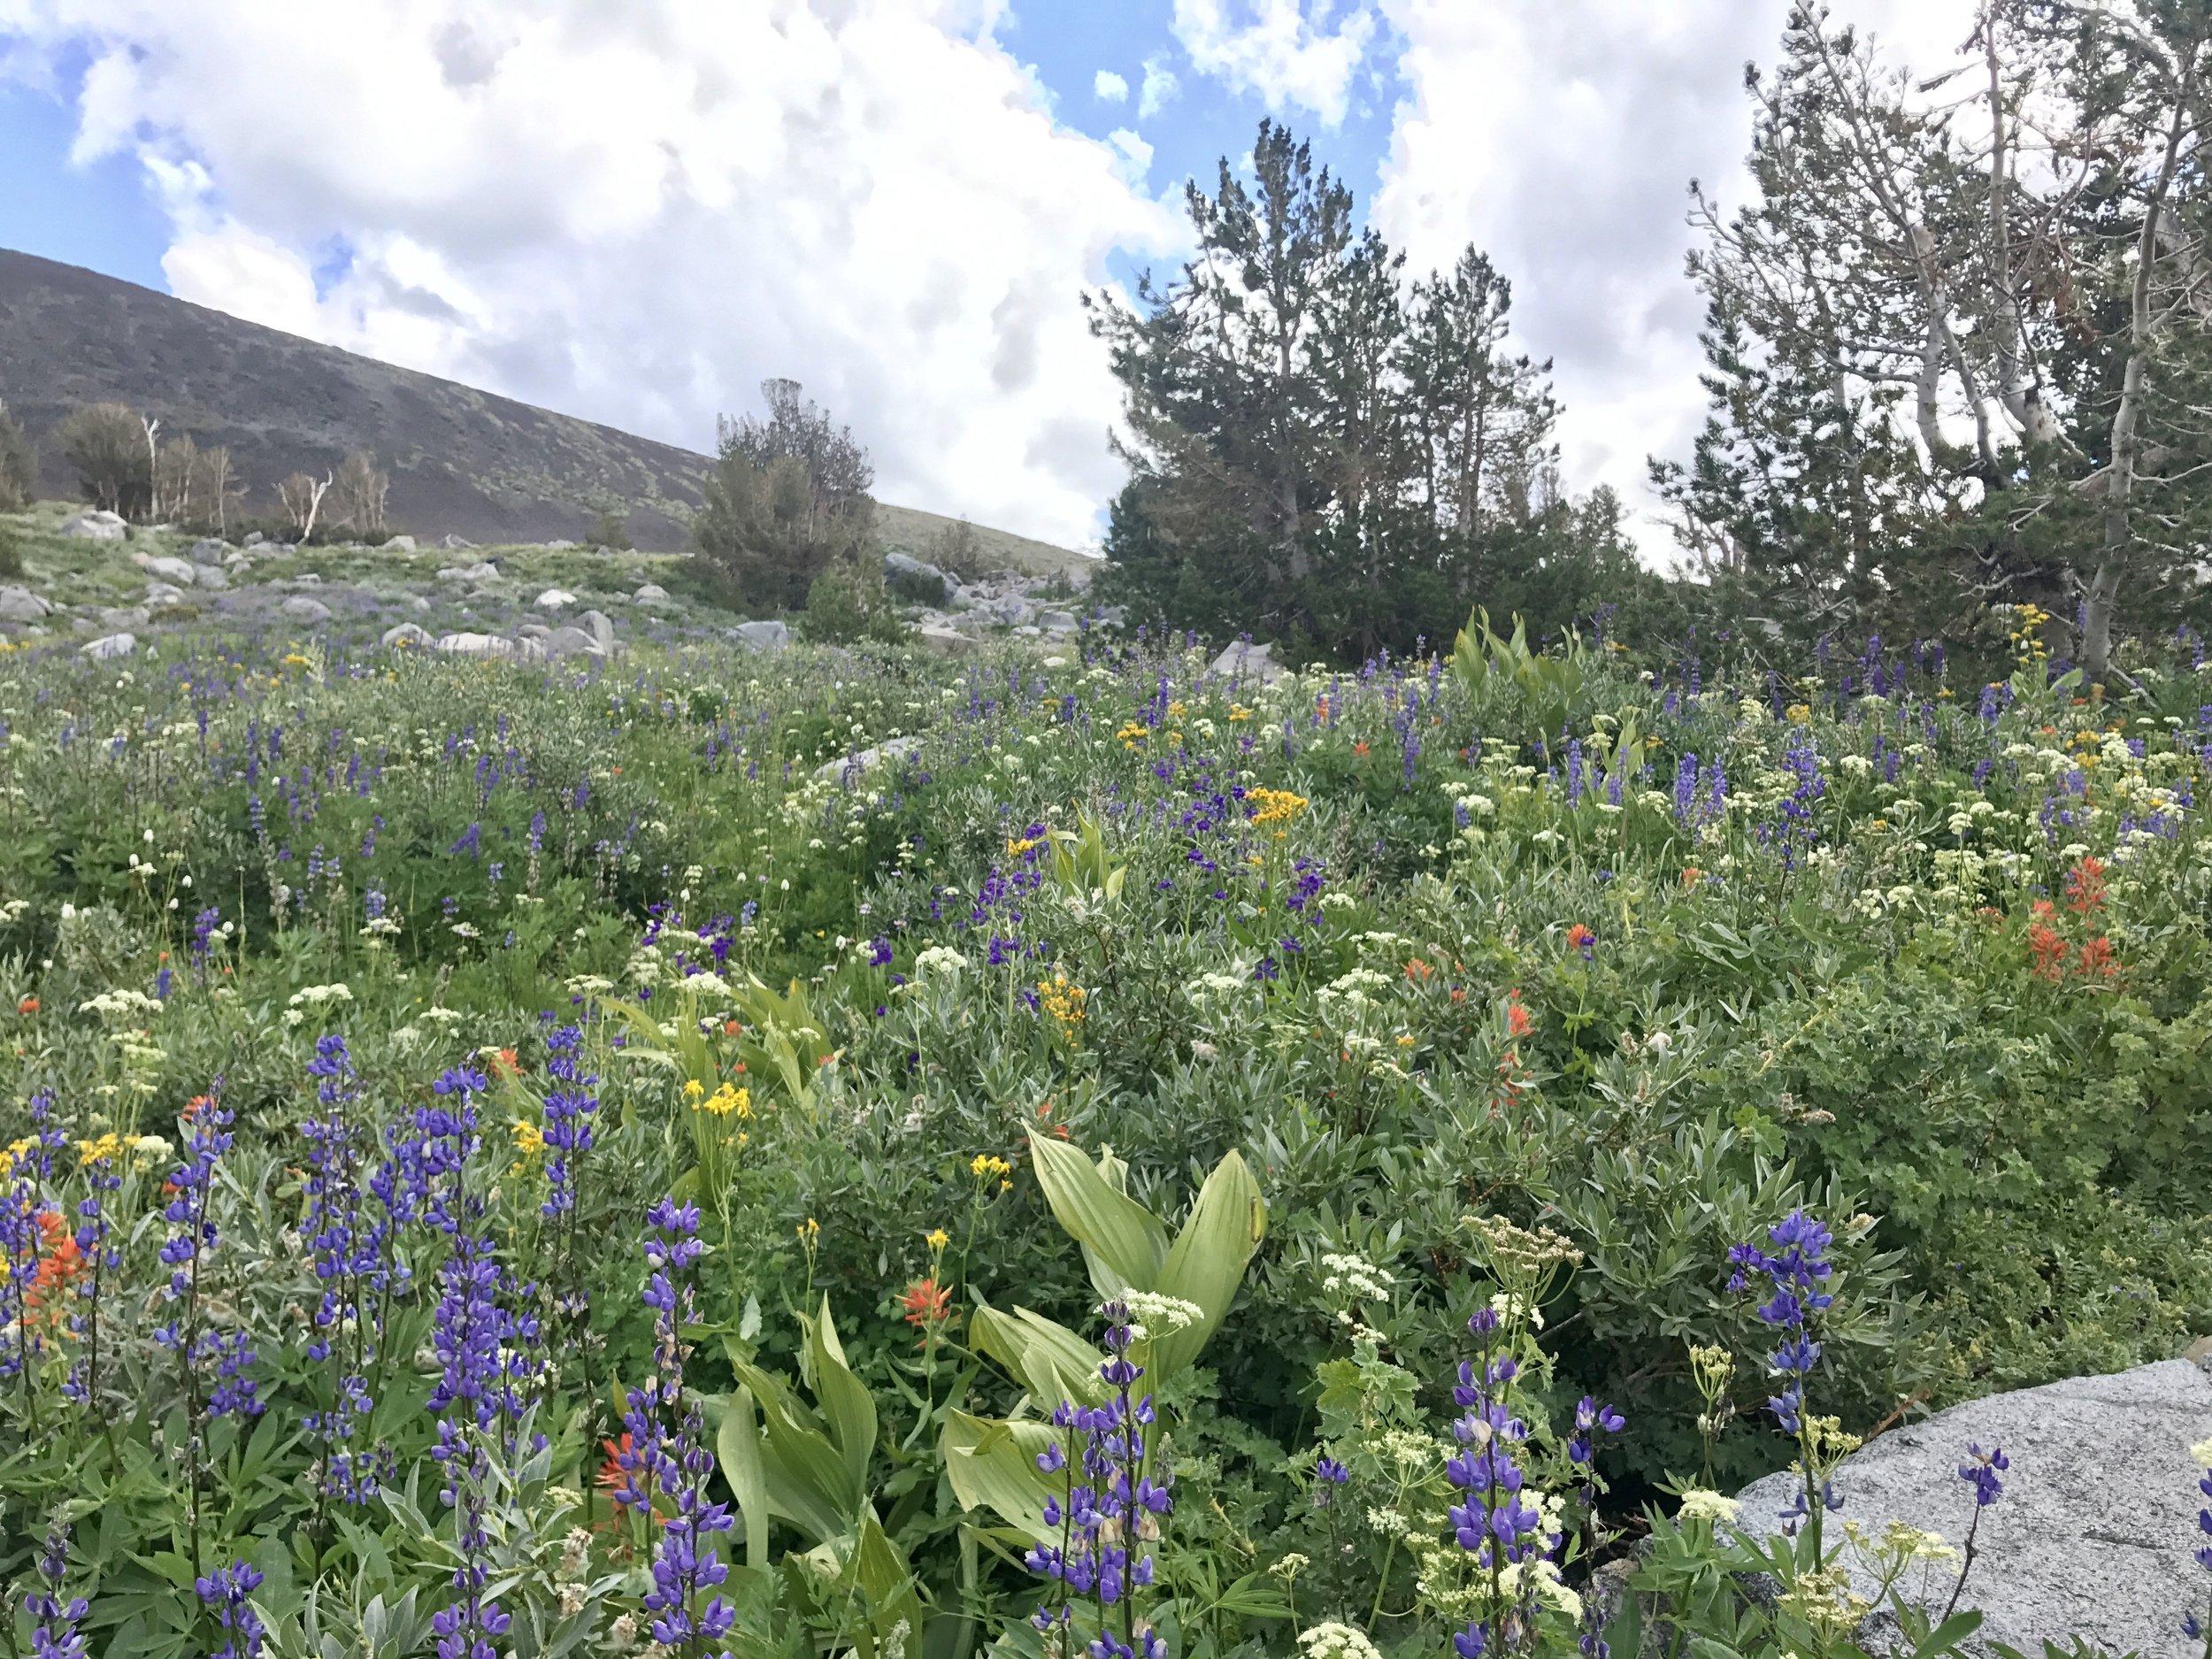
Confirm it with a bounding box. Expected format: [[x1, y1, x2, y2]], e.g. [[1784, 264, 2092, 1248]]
[[800, 556, 906, 643]]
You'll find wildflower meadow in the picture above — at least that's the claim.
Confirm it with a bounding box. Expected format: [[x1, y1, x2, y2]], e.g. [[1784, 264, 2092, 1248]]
[[1, 601, 2209, 1659]]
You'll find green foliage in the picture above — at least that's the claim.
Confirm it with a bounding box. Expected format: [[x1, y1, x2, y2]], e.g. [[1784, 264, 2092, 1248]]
[[695, 379, 875, 611], [585, 507, 634, 550], [801, 557, 906, 645], [0, 401, 35, 512], [57, 401, 150, 518]]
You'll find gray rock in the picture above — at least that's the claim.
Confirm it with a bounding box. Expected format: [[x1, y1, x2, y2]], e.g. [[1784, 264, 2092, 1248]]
[[60, 510, 127, 541], [286, 573, 322, 588], [435, 632, 544, 662], [634, 583, 672, 605], [438, 562, 501, 584], [98, 606, 150, 630], [194, 565, 229, 591], [731, 619, 789, 653], [983, 594, 1036, 626], [143, 582, 187, 607], [222, 549, 253, 570], [81, 632, 136, 659], [541, 626, 604, 661], [134, 553, 198, 586], [1094, 604, 1126, 627], [280, 596, 334, 625], [0, 587, 51, 622], [380, 534, 418, 552], [409, 595, 432, 612], [543, 539, 576, 549], [1210, 639, 1286, 685], [1735, 1359, 2212, 1655], [188, 537, 231, 565], [577, 610, 616, 652], [885, 551, 953, 605], [242, 531, 266, 548], [914, 624, 975, 657], [517, 622, 552, 641], [381, 622, 434, 649], [534, 588, 577, 611], [814, 734, 923, 781], [440, 534, 475, 549], [1039, 610, 1078, 634]]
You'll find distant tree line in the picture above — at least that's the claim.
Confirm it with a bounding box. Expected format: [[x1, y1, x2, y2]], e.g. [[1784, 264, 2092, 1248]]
[[0, 396, 400, 542]]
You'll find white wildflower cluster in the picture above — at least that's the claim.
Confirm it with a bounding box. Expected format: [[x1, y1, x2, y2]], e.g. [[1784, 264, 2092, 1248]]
[[1319, 1252, 1395, 1304], [1318, 968, 1390, 1019], [911, 945, 970, 980], [1121, 1291, 1203, 1339], [80, 988, 163, 1021], [1675, 1489, 1741, 1525], [1297, 1618, 1384, 1659], [1185, 968, 1252, 1002], [283, 981, 354, 1028]]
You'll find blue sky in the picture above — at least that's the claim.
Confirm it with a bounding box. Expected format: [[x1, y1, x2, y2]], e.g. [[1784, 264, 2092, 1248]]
[[0, 0, 1974, 550]]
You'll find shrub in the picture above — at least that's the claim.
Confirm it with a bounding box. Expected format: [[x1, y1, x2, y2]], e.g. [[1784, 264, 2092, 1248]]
[[587, 507, 634, 550], [0, 400, 35, 511], [800, 555, 906, 643], [57, 401, 150, 518]]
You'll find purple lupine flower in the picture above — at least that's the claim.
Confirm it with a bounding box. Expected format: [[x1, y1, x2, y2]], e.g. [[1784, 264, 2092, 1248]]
[[539, 1024, 597, 1222], [1958, 1442, 2008, 1507], [25, 1519, 88, 1659], [195, 1560, 266, 1659], [1728, 1210, 1840, 1536], [624, 1197, 737, 1655]]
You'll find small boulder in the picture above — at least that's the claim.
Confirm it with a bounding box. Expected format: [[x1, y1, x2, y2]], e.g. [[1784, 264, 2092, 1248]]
[[1039, 610, 1078, 634], [280, 596, 334, 625], [535, 588, 577, 611], [542, 626, 604, 661], [517, 622, 552, 641], [885, 551, 953, 606], [731, 619, 790, 653], [81, 632, 136, 660], [143, 582, 188, 608], [914, 624, 975, 657], [1734, 1357, 2212, 1655], [194, 565, 230, 592], [814, 735, 924, 781], [1210, 639, 1286, 685], [440, 534, 475, 549], [577, 610, 616, 652], [633, 583, 672, 605], [438, 562, 501, 584], [543, 539, 576, 549], [381, 622, 434, 649], [99, 606, 150, 630], [222, 549, 253, 570], [134, 553, 199, 586], [435, 632, 544, 662], [188, 537, 231, 565], [0, 588, 51, 623], [380, 534, 418, 552], [242, 531, 266, 548], [1094, 604, 1127, 627], [60, 510, 127, 541]]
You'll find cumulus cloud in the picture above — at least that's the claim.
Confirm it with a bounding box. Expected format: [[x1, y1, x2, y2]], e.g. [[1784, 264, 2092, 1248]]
[[0, 0, 1180, 547], [1372, 0, 1981, 558], [1139, 53, 1180, 119], [1171, 0, 1377, 126], [1106, 128, 1156, 181], [1094, 68, 1129, 102]]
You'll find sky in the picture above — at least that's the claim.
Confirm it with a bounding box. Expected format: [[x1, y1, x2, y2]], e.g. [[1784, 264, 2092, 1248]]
[[0, 0, 1981, 557]]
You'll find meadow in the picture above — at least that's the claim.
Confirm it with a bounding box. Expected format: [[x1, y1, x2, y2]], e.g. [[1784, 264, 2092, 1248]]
[[0, 556, 2208, 1659]]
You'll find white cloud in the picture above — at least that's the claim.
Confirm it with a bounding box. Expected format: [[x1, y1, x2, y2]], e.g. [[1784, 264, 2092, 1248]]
[[1094, 68, 1129, 102], [1, 0, 1180, 548], [1372, 0, 1981, 561], [1106, 128, 1155, 181], [1139, 53, 1180, 119], [1170, 0, 1376, 127]]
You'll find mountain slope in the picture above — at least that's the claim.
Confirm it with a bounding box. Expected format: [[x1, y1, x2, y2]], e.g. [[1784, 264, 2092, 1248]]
[[0, 247, 1091, 571]]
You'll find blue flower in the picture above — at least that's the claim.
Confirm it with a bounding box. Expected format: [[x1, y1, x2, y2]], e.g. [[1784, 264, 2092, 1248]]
[[1958, 1442, 2008, 1508]]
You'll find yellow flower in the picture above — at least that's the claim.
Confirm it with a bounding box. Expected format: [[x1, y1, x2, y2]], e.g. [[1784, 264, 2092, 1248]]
[[926, 1227, 950, 1249], [1786, 703, 1812, 725], [1037, 973, 1087, 1040], [682, 1078, 706, 1101], [698, 1082, 752, 1118], [798, 1217, 821, 1243], [1246, 787, 1310, 826], [1116, 720, 1149, 751], [1007, 834, 1047, 858], [0, 1134, 35, 1181], [970, 1153, 1014, 1181], [511, 1118, 546, 1156], [1229, 704, 1254, 722], [78, 1133, 124, 1166]]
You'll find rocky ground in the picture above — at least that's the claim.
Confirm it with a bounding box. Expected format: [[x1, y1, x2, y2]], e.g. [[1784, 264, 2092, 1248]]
[[0, 505, 1112, 664]]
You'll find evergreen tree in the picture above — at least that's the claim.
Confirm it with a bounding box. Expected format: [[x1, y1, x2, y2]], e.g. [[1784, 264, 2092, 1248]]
[[695, 380, 876, 611]]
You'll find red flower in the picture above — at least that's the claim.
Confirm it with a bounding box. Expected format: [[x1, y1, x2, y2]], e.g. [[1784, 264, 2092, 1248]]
[[1352, 741, 1370, 757], [1504, 991, 1532, 1039], [24, 1210, 82, 1328], [598, 1433, 637, 1510], [2078, 936, 2118, 980], [15, 996, 36, 1015], [2063, 856, 2108, 914], [2027, 921, 2070, 982], [898, 1276, 953, 1339], [1565, 923, 1596, 960]]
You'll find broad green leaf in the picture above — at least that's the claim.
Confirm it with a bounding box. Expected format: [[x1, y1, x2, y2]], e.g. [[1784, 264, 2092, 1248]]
[[733, 1361, 859, 1543], [713, 1386, 772, 1570], [1028, 1135, 1168, 1296], [805, 1297, 879, 1494], [1149, 1148, 1267, 1378], [852, 1516, 926, 1659], [941, 1410, 1065, 1543], [969, 1299, 1107, 1406]]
